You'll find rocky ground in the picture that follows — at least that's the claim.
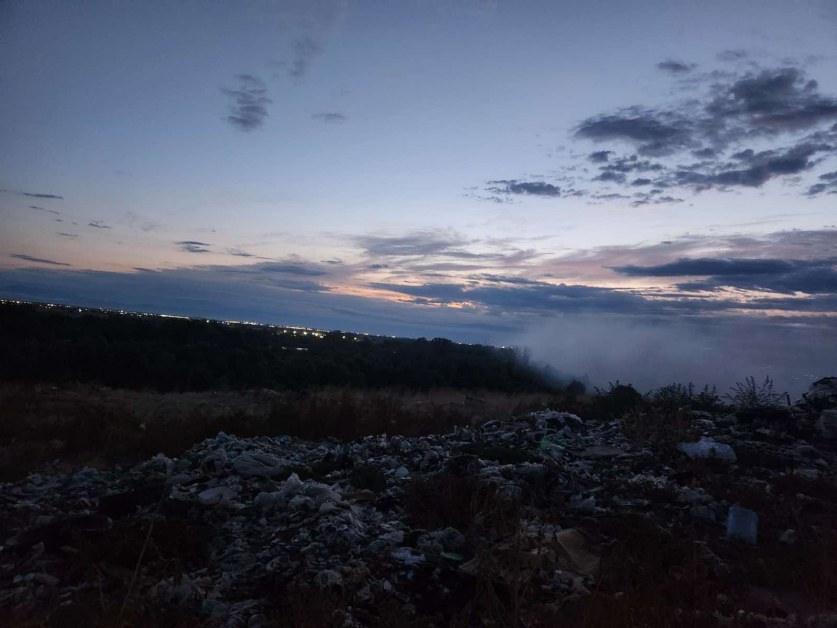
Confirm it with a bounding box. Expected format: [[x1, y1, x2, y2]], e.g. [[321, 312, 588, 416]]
[[2, 378, 837, 627]]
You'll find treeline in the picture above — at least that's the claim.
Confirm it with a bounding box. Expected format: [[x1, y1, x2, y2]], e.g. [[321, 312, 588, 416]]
[[0, 302, 555, 392]]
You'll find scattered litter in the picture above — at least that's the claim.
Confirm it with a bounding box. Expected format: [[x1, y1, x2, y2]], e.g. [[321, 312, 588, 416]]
[[678, 437, 737, 462]]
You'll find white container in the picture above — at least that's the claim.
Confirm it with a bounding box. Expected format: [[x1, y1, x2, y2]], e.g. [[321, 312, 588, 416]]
[[726, 504, 758, 544]]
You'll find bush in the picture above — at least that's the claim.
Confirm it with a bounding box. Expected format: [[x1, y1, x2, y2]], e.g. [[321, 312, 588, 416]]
[[725, 375, 785, 409], [591, 381, 643, 419]]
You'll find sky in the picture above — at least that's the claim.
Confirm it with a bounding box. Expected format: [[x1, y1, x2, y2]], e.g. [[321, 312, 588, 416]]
[[2, 0, 836, 394]]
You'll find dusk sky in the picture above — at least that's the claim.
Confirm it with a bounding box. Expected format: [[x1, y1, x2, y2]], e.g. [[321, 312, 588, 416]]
[[2, 0, 836, 392]]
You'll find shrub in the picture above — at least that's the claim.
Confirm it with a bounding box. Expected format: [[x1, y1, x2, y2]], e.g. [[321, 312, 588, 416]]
[[591, 381, 643, 419], [725, 375, 785, 409]]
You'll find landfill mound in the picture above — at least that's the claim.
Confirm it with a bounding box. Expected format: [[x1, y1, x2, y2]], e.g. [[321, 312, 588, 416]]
[[2, 378, 837, 627]]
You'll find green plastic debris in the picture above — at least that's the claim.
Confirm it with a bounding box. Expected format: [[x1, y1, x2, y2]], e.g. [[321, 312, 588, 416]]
[[538, 434, 566, 460]]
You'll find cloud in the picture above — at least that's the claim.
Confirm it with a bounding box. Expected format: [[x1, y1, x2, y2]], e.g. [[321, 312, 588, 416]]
[[312, 112, 346, 123], [256, 262, 327, 276], [614, 257, 808, 277], [88, 221, 112, 229], [486, 180, 561, 197], [289, 37, 322, 78], [222, 74, 271, 131], [671, 142, 826, 189], [176, 240, 212, 253], [608, 256, 837, 295], [227, 248, 255, 257], [22, 192, 62, 199], [354, 231, 469, 258], [708, 68, 837, 131], [657, 60, 695, 74], [10, 253, 71, 266], [807, 170, 837, 196], [56, 232, 78, 238], [588, 150, 612, 163], [29, 205, 60, 215], [370, 279, 652, 316], [279, 0, 348, 80], [488, 61, 837, 203], [175, 240, 212, 253], [1, 188, 63, 200], [257, 277, 331, 292], [717, 50, 748, 63], [575, 109, 693, 155]]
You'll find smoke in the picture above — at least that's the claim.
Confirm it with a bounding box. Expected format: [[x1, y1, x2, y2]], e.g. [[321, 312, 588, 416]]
[[509, 314, 837, 398]]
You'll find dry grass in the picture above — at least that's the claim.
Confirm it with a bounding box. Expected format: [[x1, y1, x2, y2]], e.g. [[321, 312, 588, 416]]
[[0, 383, 564, 480]]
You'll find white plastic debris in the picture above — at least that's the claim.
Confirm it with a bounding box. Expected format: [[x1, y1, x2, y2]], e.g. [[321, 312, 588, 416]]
[[726, 504, 758, 544], [198, 486, 236, 505], [232, 450, 288, 477], [391, 547, 425, 565], [678, 437, 737, 462]]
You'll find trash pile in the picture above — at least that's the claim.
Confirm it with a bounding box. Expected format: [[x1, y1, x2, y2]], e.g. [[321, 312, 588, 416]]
[[2, 378, 837, 626]]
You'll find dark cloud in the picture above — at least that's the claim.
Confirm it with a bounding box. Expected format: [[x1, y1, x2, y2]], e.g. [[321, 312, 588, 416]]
[[312, 112, 346, 123], [657, 60, 695, 74], [10, 253, 71, 266], [594, 171, 625, 184], [692, 148, 716, 158], [29, 205, 60, 215], [487, 180, 561, 197], [1, 188, 63, 200], [22, 192, 62, 199], [56, 232, 78, 238], [708, 68, 837, 132], [672, 143, 824, 189], [222, 74, 271, 131], [575, 109, 693, 155], [550, 62, 837, 201], [176, 240, 211, 253], [613, 256, 837, 295], [370, 279, 654, 316], [806, 170, 837, 196], [88, 221, 112, 229], [613, 257, 803, 277], [588, 150, 612, 163]]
